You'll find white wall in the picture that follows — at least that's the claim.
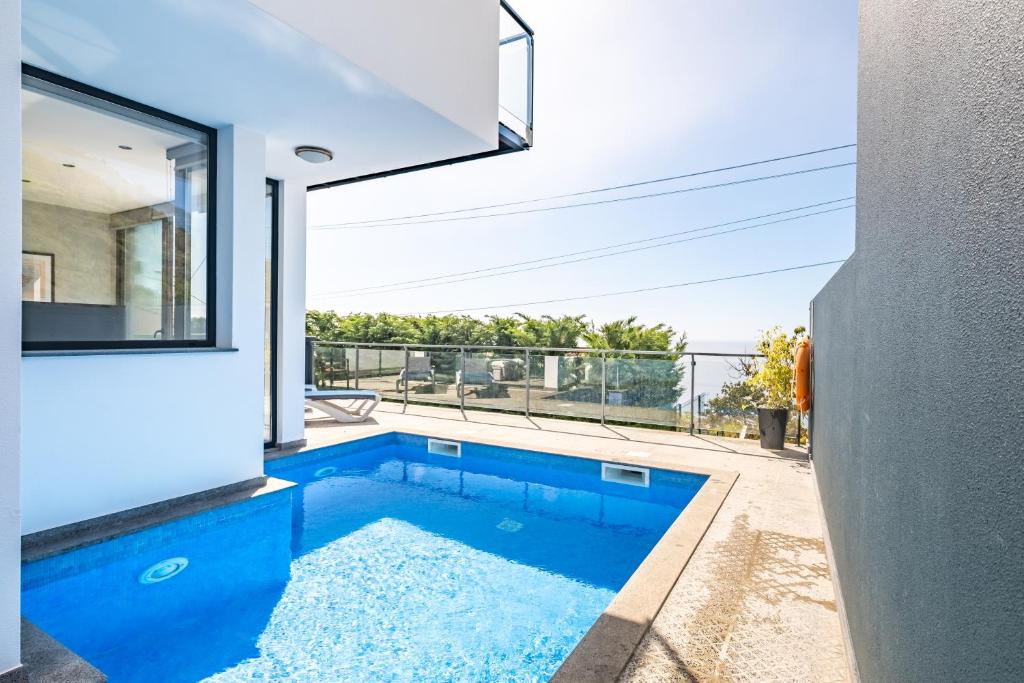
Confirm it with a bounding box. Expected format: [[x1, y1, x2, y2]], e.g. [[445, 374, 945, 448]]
[[0, 0, 22, 673], [277, 180, 307, 446], [20, 126, 268, 534]]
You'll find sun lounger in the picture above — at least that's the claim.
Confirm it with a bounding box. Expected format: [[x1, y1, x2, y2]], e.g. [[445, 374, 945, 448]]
[[305, 385, 381, 423], [456, 358, 495, 397]]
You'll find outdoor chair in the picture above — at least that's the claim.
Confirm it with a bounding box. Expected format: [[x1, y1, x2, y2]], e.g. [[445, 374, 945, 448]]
[[396, 356, 436, 393], [456, 358, 495, 397]]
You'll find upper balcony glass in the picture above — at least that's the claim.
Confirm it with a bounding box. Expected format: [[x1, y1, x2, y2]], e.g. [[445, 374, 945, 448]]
[[499, 1, 534, 148]]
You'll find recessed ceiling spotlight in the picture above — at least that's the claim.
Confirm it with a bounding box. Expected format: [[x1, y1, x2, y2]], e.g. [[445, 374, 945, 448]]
[[62, 163, 75, 168], [118, 144, 133, 150], [295, 146, 333, 164]]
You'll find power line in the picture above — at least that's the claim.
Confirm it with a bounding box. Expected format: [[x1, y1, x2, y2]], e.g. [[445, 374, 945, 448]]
[[311, 162, 855, 230], [311, 204, 853, 300], [310, 197, 855, 298], [409, 260, 848, 315], [310, 143, 856, 229]]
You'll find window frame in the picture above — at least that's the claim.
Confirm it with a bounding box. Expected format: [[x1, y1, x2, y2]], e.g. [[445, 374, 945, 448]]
[[20, 64, 219, 351], [264, 179, 280, 448]]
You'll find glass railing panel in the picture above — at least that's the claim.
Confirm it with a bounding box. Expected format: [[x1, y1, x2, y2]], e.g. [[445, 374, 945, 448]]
[[786, 410, 808, 446], [460, 349, 528, 415], [499, 37, 529, 132], [351, 346, 406, 403], [403, 348, 461, 408], [499, 2, 532, 145], [691, 355, 763, 441], [603, 354, 685, 428], [525, 350, 603, 421], [311, 344, 349, 390]]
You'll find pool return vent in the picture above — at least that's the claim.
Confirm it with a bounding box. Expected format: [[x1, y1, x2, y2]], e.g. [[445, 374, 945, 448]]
[[601, 462, 650, 488], [427, 438, 461, 457]]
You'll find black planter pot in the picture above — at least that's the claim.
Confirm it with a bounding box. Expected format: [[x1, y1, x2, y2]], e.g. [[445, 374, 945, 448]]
[[757, 408, 789, 449]]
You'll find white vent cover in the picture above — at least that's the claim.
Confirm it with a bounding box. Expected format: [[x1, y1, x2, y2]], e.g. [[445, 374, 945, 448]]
[[601, 462, 650, 488], [427, 438, 461, 457]]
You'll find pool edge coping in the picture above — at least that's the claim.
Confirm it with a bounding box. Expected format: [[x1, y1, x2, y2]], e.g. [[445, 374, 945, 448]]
[[22, 476, 298, 563], [286, 426, 740, 682]]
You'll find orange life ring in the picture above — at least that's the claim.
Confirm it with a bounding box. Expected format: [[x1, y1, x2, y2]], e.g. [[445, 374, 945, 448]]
[[794, 337, 811, 412]]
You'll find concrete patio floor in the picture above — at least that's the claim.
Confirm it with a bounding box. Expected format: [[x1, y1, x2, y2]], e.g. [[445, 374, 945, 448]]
[[302, 402, 850, 682]]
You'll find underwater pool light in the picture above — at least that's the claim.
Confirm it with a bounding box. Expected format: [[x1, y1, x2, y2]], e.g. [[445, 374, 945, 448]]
[[139, 557, 189, 585]]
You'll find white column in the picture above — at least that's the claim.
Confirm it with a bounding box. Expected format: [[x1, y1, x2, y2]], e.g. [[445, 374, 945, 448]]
[[216, 125, 268, 461], [0, 0, 22, 675], [277, 180, 308, 447]]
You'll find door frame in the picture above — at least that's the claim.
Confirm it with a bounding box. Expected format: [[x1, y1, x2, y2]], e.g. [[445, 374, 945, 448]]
[[264, 179, 280, 448]]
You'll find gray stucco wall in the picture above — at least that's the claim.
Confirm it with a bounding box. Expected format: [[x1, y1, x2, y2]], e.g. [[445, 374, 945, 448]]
[[811, 1, 1023, 681]]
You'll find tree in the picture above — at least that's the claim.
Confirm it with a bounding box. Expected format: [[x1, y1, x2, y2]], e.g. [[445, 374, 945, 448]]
[[484, 315, 529, 346], [583, 316, 687, 354], [749, 325, 805, 409], [515, 314, 588, 348], [413, 315, 490, 346], [706, 378, 765, 416], [582, 317, 688, 408], [305, 309, 344, 341]]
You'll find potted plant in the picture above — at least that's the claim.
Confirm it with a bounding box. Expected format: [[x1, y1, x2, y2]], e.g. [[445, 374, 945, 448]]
[[749, 326, 803, 449]]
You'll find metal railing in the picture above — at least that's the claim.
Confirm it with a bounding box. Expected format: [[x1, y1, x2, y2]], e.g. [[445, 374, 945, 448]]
[[308, 340, 807, 443]]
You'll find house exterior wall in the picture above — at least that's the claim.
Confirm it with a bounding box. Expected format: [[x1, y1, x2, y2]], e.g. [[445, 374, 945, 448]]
[[811, 1, 1024, 680], [0, 0, 22, 673], [20, 126, 268, 534]]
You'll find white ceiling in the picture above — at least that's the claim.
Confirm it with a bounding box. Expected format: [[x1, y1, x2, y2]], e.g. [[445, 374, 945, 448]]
[[21, 0, 499, 186], [21, 89, 192, 214]]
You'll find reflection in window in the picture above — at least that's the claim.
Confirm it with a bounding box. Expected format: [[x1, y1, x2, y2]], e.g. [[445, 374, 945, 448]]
[[21, 70, 214, 348]]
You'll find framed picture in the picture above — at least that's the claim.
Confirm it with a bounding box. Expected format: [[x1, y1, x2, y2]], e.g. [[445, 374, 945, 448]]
[[22, 251, 55, 303]]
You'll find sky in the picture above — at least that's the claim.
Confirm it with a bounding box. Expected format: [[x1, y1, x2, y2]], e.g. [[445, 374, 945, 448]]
[[306, 0, 859, 354]]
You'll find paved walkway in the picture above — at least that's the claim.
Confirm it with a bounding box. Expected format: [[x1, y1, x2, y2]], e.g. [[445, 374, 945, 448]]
[[303, 402, 850, 682]]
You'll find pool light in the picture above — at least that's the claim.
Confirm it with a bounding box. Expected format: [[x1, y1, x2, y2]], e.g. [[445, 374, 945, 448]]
[[139, 557, 189, 584]]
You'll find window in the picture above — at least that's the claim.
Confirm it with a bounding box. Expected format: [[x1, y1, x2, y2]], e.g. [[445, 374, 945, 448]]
[[20, 66, 216, 349]]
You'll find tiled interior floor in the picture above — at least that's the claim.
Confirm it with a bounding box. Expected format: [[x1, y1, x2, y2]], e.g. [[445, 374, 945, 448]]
[[302, 401, 850, 682]]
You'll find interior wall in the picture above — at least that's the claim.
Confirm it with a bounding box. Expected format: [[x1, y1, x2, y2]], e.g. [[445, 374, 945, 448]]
[[22, 200, 115, 304], [0, 0, 22, 674], [20, 126, 268, 534], [811, 1, 1024, 680]]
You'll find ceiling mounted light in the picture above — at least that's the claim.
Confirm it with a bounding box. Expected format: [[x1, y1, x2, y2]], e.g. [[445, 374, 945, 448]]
[[295, 146, 333, 164]]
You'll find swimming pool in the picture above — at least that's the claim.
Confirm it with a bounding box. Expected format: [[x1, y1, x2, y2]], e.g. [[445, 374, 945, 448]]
[[22, 433, 708, 682]]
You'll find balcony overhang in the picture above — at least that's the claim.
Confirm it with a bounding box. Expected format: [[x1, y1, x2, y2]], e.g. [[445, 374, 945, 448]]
[[20, 0, 504, 185], [307, 122, 529, 191]]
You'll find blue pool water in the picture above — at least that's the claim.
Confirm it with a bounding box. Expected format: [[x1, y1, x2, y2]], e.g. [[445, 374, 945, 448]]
[[22, 433, 707, 682]]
